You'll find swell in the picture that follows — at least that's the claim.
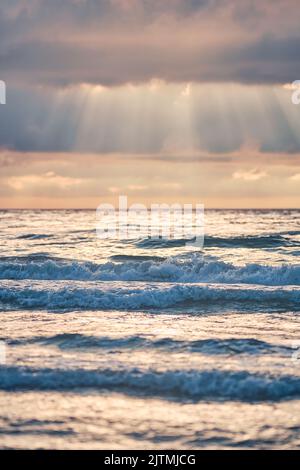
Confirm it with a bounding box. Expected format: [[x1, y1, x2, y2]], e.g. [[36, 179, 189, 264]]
[[16, 234, 54, 240], [0, 255, 299, 286], [0, 280, 299, 310], [7, 333, 291, 356], [13, 231, 300, 249], [136, 233, 300, 249], [1, 366, 300, 402]]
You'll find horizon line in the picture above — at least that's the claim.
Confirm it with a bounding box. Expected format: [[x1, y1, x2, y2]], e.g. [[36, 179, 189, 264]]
[[0, 207, 299, 211]]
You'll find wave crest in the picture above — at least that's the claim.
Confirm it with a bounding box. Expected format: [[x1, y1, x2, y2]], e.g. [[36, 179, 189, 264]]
[[0, 255, 299, 286], [1, 366, 300, 402], [0, 280, 299, 310]]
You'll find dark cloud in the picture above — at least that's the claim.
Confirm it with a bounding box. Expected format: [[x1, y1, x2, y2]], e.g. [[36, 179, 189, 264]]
[[1, 0, 300, 157], [0, 0, 300, 86]]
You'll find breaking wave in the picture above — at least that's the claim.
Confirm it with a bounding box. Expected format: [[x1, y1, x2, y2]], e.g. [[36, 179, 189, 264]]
[[0, 280, 299, 310], [1, 366, 300, 402], [0, 254, 299, 286]]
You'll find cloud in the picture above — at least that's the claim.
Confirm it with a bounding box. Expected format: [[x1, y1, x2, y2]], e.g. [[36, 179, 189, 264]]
[[127, 184, 148, 191], [233, 168, 268, 181], [1, 0, 300, 209], [161, 182, 182, 190], [108, 186, 121, 193], [1, 81, 300, 155], [6, 172, 83, 191], [1, 149, 300, 207], [1, 0, 300, 86]]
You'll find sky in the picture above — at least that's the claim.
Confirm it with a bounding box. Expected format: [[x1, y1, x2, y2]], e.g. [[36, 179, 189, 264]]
[[0, 0, 300, 208]]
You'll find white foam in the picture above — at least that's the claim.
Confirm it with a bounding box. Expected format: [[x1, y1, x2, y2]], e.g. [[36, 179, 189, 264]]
[[0, 280, 299, 310], [0, 255, 299, 285], [1, 365, 300, 401]]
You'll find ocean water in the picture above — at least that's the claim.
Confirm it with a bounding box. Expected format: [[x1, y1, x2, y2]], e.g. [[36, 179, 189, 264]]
[[0, 209, 300, 449]]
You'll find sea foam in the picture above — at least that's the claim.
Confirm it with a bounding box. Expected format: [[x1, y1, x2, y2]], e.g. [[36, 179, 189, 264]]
[[1, 365, 300, 402], [0, 280, 299, 310], [0, 254, 299, 285]]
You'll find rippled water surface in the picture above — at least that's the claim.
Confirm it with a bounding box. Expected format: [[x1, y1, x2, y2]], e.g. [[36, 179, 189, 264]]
[[0, 209, 299, 449]]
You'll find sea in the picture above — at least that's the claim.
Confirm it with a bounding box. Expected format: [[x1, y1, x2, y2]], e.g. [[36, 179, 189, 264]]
[[0, 209, 300, 449]]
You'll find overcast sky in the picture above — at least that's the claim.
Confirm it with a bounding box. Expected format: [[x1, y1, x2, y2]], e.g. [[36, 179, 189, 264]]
[[0, 0, 300, 208]]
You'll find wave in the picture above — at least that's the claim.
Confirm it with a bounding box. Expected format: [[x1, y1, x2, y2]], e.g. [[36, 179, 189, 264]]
[[1, 365, 300, 402], [136, 234, 300, 249], [0, 280, 299, 310], [16, 233, 54, 240], [7, 333, 291, 356], [110, 255, 166, 262], [280, 230, 300, 236], [0, 254, 299, 286], [14, 230, 300, 248]]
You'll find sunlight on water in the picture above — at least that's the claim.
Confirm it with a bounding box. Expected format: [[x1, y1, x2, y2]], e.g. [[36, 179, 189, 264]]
[[0, 209, 299, 449]]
